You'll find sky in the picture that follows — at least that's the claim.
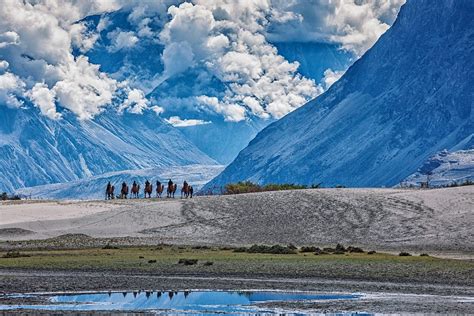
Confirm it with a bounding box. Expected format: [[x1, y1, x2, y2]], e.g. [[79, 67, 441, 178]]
[[0, 0, 405, 124]]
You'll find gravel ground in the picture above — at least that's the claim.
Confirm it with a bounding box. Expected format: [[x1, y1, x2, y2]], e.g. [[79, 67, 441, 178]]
[[1, 270, 473, 314]]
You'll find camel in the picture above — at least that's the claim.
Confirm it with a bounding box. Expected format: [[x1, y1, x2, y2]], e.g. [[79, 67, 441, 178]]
[[105, 182, 115, 200], [144, 180, 153, 198], [156, 181, 164, 198], [120, 182, 129, 199], [181, 181, 193, 198], [167, 182, 177, 198], [131, 181, 140, 198]]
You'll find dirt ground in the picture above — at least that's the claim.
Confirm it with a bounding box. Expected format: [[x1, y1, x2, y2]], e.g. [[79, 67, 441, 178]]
[[0, 186, 473, 314]]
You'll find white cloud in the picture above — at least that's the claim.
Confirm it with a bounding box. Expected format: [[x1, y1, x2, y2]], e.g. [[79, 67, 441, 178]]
[[165, 115, 211, 127], [0, 60, 9, 72], [53, 56, 117, 120], [161, 41, 195, 78], [0, 0, 144, 120], [0, 71, 25, 108], [0, 0, 405, 123], [151, 105, 165, 115], [107, 29, 139, 52], [268, 0, 406, 56], [322, 68, 345, 90], [27, 82, 60, 119], [159, 1, 320, 121], [196, 95, 246, 122], [120, 88, 149, 114], [0, 31, 20, 48]]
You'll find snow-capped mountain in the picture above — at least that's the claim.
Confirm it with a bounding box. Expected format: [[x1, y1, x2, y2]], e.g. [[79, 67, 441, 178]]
[[0, 105, 215, 193], [402, 149, 474, 187], [205, 0, 474, 190], [15, 164, 224, 200]]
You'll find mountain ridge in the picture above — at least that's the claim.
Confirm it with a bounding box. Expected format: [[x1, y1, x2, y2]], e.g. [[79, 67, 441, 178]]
[[204, 0, 474, 190]]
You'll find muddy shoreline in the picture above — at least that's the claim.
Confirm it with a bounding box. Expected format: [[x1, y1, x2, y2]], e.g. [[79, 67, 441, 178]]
[[1, 269, 474, 314]]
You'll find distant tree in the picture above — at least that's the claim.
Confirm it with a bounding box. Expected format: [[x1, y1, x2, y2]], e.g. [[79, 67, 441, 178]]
[[1, 192, 7, 201]]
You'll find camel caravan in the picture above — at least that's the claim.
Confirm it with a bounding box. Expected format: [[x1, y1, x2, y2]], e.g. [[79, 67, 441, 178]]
[[105, 179, 193, 200]]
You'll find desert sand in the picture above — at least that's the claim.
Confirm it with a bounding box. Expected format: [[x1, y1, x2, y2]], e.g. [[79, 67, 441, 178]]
[[1, 186, 473, 256]]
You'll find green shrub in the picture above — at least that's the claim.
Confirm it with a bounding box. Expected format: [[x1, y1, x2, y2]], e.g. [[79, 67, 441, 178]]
[[300, 246, 318, 253], [233, 244, 297, 254], [223, 181, 311, 195], [347, 246, 364, 253], [399, 252, 412, 256], [3, 251, 30, 258], [178, 258, 198, 265]]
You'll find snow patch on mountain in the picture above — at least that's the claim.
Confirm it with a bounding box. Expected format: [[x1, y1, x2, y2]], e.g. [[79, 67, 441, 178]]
[[16, 164, 224, 200], [401, 149, 474, 187]]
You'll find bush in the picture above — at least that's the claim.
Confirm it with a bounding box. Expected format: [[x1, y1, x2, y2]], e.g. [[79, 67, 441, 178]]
[[347, 246, 364, 253], [178, 258, 198, 265], [420, 253, 429, 257], [223, 181, 310, 195], [203, 261, 214, 266], [399, 252, 412, 256], [102, 244, 119, 249], [300, 246, 318, 253], [367, 250, 376, 255], [287, 244, 297, 250], [335, 244, 346, 252], [233, 244, 297, 255], [314, 249, 328, 255], [0, 192, 21, 201], [3, 251, 30, 258]]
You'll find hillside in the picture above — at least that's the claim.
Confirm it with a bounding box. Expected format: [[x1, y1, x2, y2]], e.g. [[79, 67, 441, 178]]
[[204, 0, 474, 190], [0, 106, 216, 193]]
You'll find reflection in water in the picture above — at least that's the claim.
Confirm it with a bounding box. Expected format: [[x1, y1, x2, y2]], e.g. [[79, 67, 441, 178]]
[[0, 290, 364, 315]]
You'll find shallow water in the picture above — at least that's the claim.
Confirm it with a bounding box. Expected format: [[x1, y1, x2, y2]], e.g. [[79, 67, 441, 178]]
[[0, 290, 364, 315]]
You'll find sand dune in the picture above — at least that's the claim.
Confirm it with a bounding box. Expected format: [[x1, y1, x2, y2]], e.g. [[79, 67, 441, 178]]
[[1, 186, 473, 255]]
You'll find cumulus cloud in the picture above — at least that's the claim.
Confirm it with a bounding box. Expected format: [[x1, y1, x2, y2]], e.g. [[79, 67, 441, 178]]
[[120, 88, 149, 114], [0, 0, 405, 122], [0, 31, 20, 48], [0, 71, 25, 108], [27, 82, 60, 119], [159, 1, 320, 121], [268, 0, 406, 56], [322, 68, 345, 90], [107, 29, 139, 52], [165, 115, 211, 127], [0, 0, 145, 119]]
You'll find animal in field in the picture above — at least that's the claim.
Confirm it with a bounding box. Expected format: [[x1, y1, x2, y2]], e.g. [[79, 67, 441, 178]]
[[167, 179, 177, 198], [131, 181, 140, 198], [120, 182, 129, 199], [105, 182, 115, 200], [156, 181, 164, 198], [144, 180, 153, 198], [181, 181, 193, 198]]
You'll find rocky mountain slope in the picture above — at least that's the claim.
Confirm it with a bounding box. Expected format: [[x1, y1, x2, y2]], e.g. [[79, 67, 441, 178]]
[[0, 105, 216, 193], [205, 0, 474, 190]]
